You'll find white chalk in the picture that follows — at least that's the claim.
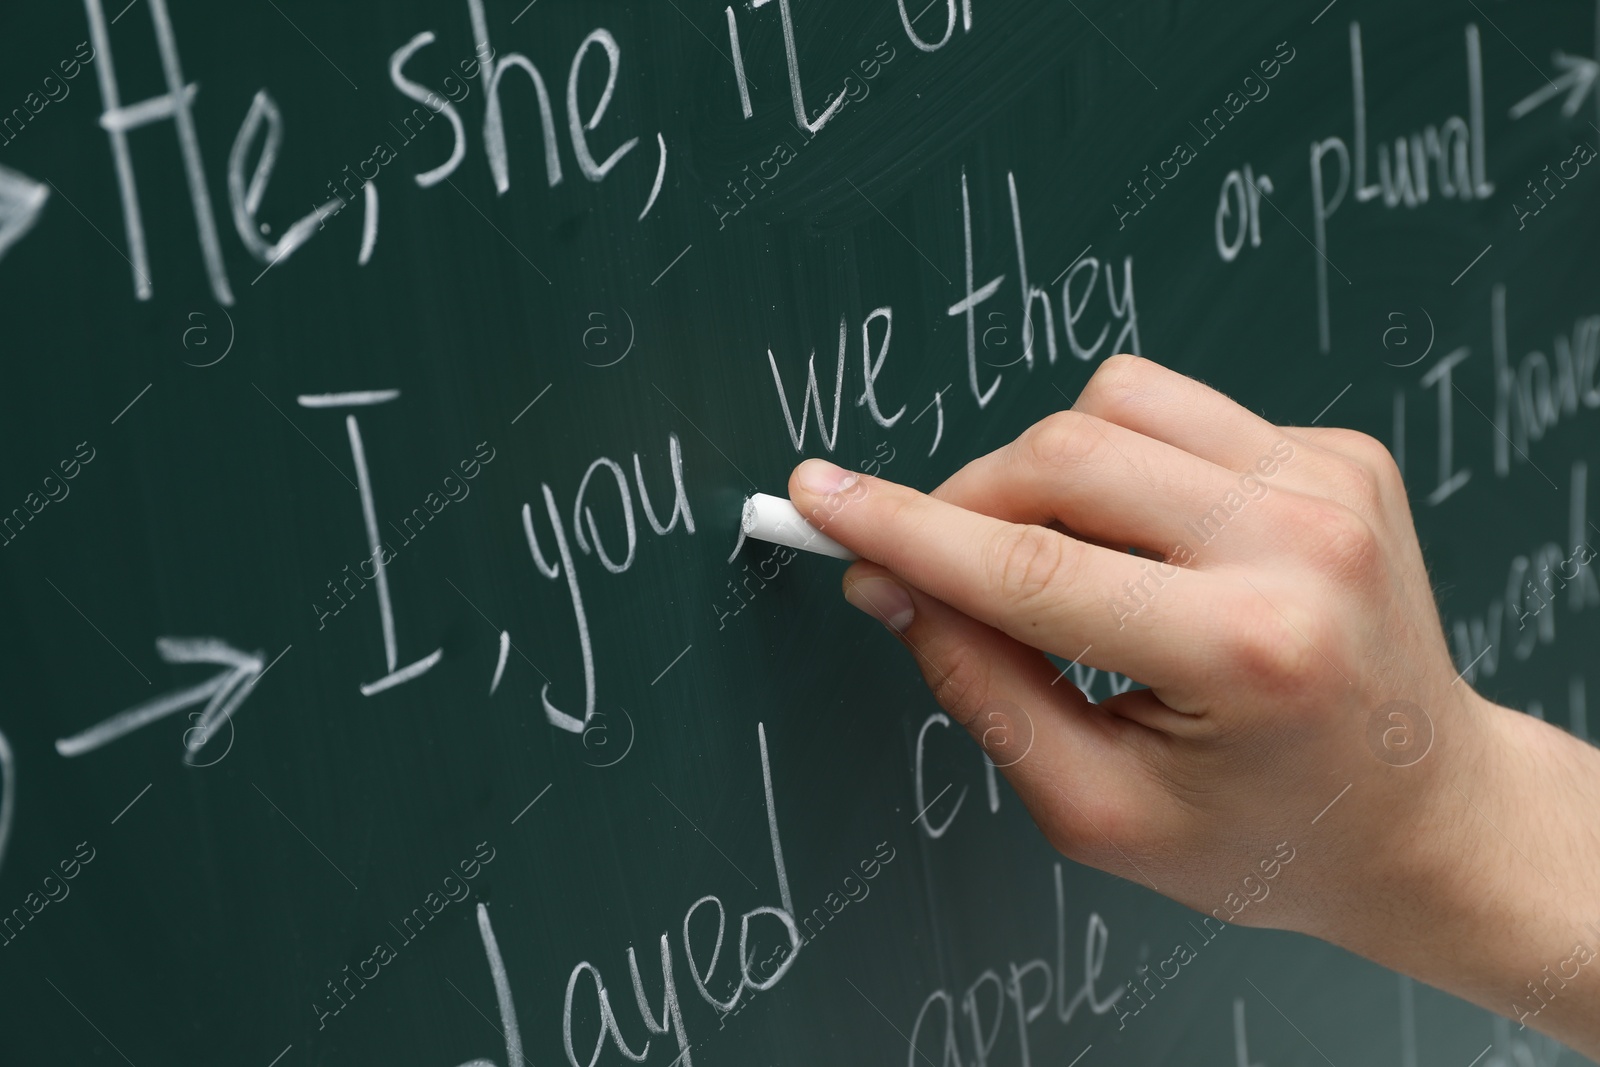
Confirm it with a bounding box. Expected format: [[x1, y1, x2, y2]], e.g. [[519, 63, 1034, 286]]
[[741, 493, 858, 561]]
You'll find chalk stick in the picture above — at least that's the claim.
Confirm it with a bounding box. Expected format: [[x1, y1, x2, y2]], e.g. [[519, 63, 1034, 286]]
[[741, 493, 858, 561]]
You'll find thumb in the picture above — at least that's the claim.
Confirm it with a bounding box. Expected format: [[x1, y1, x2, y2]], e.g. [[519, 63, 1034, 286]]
[[840, 560, 1166, 878]]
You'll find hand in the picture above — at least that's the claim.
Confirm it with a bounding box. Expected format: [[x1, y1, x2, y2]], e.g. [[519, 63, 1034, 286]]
[[788, 355, 1600, 1056]]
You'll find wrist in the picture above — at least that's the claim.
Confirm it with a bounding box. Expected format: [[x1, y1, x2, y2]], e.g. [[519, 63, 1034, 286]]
[[1326, 693, 1600, 1051], [1298, 688, 1501, 961], [1468, 705, 1600, 1042]]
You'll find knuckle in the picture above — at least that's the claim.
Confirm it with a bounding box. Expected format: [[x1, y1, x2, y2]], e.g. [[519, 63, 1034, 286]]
[[1097, 351, 1151, 386], [1309, 502, 1383, 581], [1040, 793, 1147, 867], [1276, 497, 1382, 579], [1330, 458, 1383, 512], [1021, 411, 1097, 471], [1318, 429, 1403, 509], [990, 524, 1071, 609], [1226, 600, 1325, 693], [1370, 453, 1405, 500], [925, 642, 991, 728], [1322, 427, 1391, 466], [1077, 353, 1149, 418], [1344, 430, 1406, 497]]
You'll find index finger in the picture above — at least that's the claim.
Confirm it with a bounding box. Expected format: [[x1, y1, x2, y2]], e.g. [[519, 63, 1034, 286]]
[[788, 458, 1224, 690]]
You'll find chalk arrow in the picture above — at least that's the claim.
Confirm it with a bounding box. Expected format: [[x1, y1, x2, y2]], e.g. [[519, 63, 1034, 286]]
[[1510, 52, 1600, 120], [0, 167, 47, 267], [0, 164, 48, 264], [56, 637, 265, 761]]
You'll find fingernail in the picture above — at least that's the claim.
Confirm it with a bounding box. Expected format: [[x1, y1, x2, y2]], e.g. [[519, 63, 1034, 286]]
[[844, 577, 915, 634], [797, 458, 858, 496]]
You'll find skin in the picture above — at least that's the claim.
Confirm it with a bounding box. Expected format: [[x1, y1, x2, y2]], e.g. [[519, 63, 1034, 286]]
[[787, 354, 1600, 1058]]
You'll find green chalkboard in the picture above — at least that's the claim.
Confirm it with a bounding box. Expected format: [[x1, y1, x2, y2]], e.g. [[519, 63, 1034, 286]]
[[1, 0, 1596, 1064]]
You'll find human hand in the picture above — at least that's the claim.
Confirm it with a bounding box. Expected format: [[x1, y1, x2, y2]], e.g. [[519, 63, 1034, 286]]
[[788, 355, 1600, 1056]]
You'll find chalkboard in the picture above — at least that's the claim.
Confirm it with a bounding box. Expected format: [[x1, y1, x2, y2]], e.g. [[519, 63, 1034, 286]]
[[2, 0, 1597, 1064]]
